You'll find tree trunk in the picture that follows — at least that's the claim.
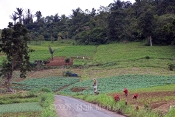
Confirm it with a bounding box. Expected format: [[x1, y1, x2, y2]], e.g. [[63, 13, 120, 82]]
[[51, 54, 53, 61], [6, 59, 15, 92], [149, 35, 152, 46], [6, 73, 13, 92]]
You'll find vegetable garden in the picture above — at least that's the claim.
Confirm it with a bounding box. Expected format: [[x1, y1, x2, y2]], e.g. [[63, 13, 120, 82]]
[[0, 102, 42, 113], [59, 75, 175, 95], [12, 76, 80, 91]]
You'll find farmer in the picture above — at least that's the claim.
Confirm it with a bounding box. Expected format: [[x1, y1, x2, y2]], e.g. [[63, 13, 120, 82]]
[[93, 78, 99, 95]]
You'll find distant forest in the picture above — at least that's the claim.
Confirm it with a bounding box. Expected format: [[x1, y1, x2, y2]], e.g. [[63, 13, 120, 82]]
[[4, 0, 175, 45]]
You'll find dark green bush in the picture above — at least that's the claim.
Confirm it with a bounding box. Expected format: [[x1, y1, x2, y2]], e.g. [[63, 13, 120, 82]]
[[168, 63, 175, 71], [145, 56, 150, 59]]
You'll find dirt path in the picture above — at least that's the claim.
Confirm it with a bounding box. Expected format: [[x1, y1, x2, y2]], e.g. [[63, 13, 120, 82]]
[[54, 95, 125, 117]]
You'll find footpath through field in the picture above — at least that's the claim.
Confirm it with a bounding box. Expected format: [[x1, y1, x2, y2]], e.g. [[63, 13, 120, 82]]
[[54, 95, 125, 117]]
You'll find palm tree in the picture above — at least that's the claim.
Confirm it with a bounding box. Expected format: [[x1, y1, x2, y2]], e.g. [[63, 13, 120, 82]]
[[53, 13, 60, 22], [24, 9, 33, 24], [35, 11, 42, 22], [14, 8, 23, 23], [10, 13, 18, 24], [48, 45, 57, 60]]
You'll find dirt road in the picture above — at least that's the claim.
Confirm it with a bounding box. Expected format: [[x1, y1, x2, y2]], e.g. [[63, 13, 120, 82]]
[[54, 95, 125, 117]]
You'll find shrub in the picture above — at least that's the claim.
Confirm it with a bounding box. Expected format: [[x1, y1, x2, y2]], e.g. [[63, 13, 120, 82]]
[[39, 87, 52, 93], [145, 56, 150, 59], [38, 92, 57, 117], [65, 58, 70, 64], [168, 63, 175, 71]]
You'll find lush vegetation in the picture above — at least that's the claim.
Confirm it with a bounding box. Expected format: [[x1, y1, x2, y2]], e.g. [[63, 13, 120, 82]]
[[1, 41, 175, 69], [0, 41, 175, 116], [0, 23, 34, 92], [6, 0, 175, 46], [12, 76, 80, 91], [28, 43, 96, 62], [59, 75, 175, 95], [73, 93, 175, 117], [1, 0, 175, 116], [0, 102, 42, 113], [0, 88, 57, 117]]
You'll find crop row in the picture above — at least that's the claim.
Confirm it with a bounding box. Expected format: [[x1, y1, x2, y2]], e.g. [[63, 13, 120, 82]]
[[0, 102, 42, 113], [12, 76, 80, 91], [59, 75, 175, 95]]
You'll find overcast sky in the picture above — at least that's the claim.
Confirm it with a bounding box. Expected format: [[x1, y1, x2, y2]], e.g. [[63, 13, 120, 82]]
[[0, 0, 135, 29]]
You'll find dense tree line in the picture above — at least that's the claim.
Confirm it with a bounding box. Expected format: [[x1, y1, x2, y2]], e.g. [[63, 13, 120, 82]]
[[9, 0, 175, 45]]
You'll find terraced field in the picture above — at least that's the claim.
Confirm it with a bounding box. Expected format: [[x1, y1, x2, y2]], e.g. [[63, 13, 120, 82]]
[[12, 76, 80, 91], [59, 75, 175, 95]]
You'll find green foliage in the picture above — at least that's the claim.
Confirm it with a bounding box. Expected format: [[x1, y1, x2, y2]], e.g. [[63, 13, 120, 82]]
[[107, 0, 131, 42], [1, 41, 175, 69], [65, 58, 70, 63], [48, 45, 57, 60], [0, 102, 42, 114], [28, 44, 96, 62], [39, 92, 57, 117], [168, 63, 175, 71], [12, 76, 79, 91], [0, 23, 34, 91], [0, 91, 38, 104], [165, 107, 175, 117], [0, 112, 41, 117], [145, 56, 150, 59], [39, 87, 53, 93], [6, 0, 174, 45], [93, 42, 175, 66], [60, 75, 175, 95], [0, 88, 57, 116], [74, 94, 161, 117], [39, 93, 53, 107]]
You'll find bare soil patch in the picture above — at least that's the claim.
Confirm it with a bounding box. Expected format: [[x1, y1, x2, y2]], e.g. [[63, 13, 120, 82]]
[[46, 57, 75, 66], [71, 87, 88, 92]]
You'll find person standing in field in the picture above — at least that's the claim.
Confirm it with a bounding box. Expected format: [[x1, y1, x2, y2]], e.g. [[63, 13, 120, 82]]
[[93, 78, 99, 95]]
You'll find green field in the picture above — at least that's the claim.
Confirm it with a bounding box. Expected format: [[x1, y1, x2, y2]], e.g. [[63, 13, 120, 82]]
[[1, 41, 175, 117], [0, 102, 42, 113], [59, 75, 175, 95], [1, 41, 175, 69], [12, 76, 80, 91], [28, 42, 175, 69], [29, 44, 96, 61]]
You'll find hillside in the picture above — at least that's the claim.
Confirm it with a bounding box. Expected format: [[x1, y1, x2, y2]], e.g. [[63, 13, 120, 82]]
[[1, 41, 175, 73], [1, 41, 175, 117]]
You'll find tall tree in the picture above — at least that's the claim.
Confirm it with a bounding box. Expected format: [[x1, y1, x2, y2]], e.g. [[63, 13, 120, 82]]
[[48, 45, 57, 60], [107, 0, 131, 41], [35, 11, 42, 22], [10, 13, 18, 24], [23, 9, 33, 25], [14, 8, 23, 23], [139, 10, 155, 46], [53, 13, 60, 22], [0, 22, 34, 92]]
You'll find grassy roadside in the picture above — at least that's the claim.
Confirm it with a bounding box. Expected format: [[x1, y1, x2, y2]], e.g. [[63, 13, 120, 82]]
[[0, 88, 57, 117], [72, 84, 175, 117]]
